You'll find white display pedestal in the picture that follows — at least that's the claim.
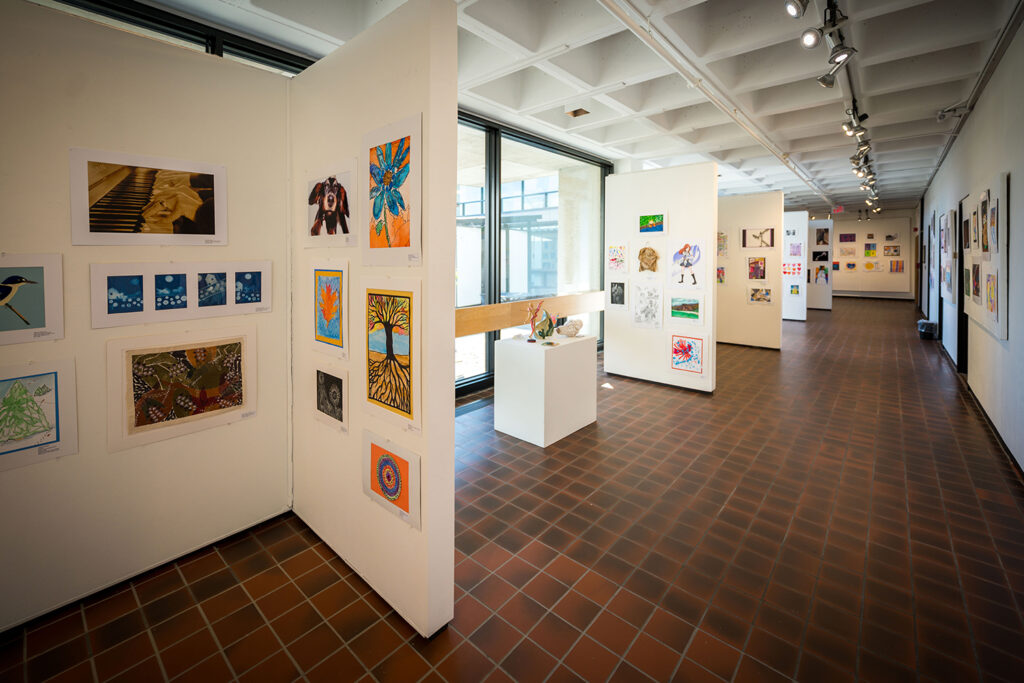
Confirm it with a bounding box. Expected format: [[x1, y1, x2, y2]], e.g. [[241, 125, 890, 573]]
[[494, 335, 597, 447]]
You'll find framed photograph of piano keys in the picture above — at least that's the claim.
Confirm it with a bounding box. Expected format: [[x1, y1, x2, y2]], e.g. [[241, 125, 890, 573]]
[[70, 148, 227, 246]]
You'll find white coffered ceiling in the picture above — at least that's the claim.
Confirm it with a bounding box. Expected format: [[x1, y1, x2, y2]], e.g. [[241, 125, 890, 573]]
[[137, 0, 1021, 214]]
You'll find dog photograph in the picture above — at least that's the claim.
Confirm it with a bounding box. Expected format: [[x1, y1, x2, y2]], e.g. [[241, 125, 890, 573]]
[[305, 168, 356, 247]]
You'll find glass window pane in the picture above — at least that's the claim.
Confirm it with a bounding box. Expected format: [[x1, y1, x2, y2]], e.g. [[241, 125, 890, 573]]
[[455, 333, 487, 380], [457, 124, 486, 309], [500, 136, 602, 303]]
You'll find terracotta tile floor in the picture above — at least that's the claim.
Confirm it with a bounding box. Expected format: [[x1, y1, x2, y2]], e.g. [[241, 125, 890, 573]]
[[4, 298, 1024, 682]]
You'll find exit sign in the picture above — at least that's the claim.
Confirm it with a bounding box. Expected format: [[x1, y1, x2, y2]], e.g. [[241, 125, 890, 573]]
[[833, 205, 845, 213]]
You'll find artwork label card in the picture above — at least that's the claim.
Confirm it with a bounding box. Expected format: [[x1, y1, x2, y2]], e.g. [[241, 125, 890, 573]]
[[362, 114, 422, 266], [365, 278, 421, 430], [70, 148, 226, 246], [90, 261, 272, 329], [363, 430, 421, 529], [305, 160, 357, 248], [0, 253, 64, 346], [106, 326, 256, 452], [0, 358, 78, 472], [671, 335, 703, 374]]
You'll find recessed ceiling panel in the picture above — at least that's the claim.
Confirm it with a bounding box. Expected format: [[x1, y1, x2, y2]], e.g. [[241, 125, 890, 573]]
[[462, 0, 620, 53], [468, 66, 577, 112], [548, 30, 669, 88]]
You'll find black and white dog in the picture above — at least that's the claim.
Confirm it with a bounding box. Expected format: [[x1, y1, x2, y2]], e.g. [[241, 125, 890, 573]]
[[308, 176, 350, 235]]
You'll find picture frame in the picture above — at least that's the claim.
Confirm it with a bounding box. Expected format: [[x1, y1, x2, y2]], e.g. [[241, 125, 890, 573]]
[[304, 159, 358, 248], [0, 253, 64, 346], [70, 148, 227, 246], [364, 277, 421, 431], [0, 358, 78, 472], [363, 429, 421, 530], [313, 260, 349, 360], [361, 114, 422, 266]]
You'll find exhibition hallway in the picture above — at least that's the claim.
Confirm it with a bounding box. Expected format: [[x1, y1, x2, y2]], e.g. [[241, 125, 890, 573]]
[[5, 299, 1023, 682]]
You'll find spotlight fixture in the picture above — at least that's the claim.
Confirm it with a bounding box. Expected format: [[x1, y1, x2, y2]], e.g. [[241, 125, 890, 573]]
[[865, 198, 874, 206], [784, 0, 808, 18], [872, 206, 882, 213], [828, 44, 857, 65], [859, 183, 870, 191], [857, 210, 863, 222], [817, 61, 844, 88], [842, 122, 854, 136], [801, 27, 822, 48], [856, 140, 871, 154], [852, 125, 867, 138]]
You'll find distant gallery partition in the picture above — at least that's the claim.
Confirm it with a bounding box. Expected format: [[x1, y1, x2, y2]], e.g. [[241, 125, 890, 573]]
[[807, 218, 834, 310], [716, 192, 785, 349], [604, 163, 718, 391], [782, 211, 809, 322], [831, 215, 914, 299]]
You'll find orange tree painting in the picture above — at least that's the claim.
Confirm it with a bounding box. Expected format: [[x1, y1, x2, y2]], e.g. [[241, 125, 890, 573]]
[[314, 270, 343, 348], [366, 289, 412, 418], [368, 136, 411, 249]]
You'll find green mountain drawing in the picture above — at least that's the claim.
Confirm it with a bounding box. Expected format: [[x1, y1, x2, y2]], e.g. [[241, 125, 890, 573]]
[[0, 380, 52, 444]]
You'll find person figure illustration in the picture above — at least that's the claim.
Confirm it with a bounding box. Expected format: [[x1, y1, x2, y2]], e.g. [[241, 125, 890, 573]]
[[673, 244, 701, 285]]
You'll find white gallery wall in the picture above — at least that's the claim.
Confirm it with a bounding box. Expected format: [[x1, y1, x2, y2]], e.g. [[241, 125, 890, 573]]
[[289, 0, 456, 638], [717, 192, 784, 349], [831, 215, 913, 298], [604, 163, 717, 392], [0, 1, 290, 629], [807, 218, 833, 310], [782, 211, 808, 321], [924, 23, 1024, 466]]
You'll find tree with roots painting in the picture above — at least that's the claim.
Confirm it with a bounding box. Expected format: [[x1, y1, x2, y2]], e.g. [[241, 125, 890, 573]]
[[366, 290, 412, 417]]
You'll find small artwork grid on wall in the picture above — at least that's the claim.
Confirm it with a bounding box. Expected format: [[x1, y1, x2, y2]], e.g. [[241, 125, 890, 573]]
[[670, 335, 703, 374], [363, 430, 421, 529]]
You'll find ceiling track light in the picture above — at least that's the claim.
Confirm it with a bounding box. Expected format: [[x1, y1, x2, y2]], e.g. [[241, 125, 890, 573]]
[[853, 125, 868, 138], [857, 141, 871, 154], [784, 0, 808, 18], [828, 44, 858, 65], [817, 60, 844, 88], [801, 27, 822, 48]]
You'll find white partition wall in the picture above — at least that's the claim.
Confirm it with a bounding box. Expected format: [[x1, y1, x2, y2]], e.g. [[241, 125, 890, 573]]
[[717, 192, 784, 349], [0, 2, 291, 629], [782, 211, 808, 321], [604, 163, 717, 392], [289, 0, 456, 638], [807, 218, 834, 310], [831, 216, 914, 298]]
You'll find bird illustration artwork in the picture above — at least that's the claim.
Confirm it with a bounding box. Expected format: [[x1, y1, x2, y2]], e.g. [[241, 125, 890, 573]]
[[0, 275, 37, 325]]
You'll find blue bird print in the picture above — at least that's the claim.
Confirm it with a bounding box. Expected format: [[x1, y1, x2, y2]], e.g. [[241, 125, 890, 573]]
[[0, 275, 37, 325]]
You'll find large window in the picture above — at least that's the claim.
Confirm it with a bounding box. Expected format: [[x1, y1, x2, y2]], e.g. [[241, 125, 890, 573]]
[[455, 115, 610, 390]]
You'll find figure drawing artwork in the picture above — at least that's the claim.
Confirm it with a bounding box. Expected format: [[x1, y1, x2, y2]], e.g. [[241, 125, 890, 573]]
[[864, 243, 877, 257], [0, 252, 64, 346], [815, 229, 829, 245], [670, 243, 702, 286], [671, 335, 703, 374], [607, 245, 627, 273], [741, 227, 774, 248], [639, 213, 665, 234], [154, 274, 187, 310], [128, 338, 244, 435], [748, 287, 772, 304], [631, 283, 661, 329], [670, 297, 701, 321], [314, 269, 345, 351], [883, 246, 900, 257], [363, 431, 421, 529], [70, 148, 226, 246], [366, 288, 413, 420], [608, 282, 626, 307], [0, 359, 78, 471], [747, 257, 766, 280]]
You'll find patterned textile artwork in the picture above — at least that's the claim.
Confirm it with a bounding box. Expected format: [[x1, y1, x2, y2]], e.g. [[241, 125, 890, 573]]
[[128, 339, 243, 434]]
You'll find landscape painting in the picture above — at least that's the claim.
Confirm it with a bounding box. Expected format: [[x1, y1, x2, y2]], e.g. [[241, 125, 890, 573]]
[[70, 148, 226, 246], [670, 296, 701, 321], [639, 213, 665, 234], [367, 287, 413, 421], [314, 269, 345, 352], [671, 335, 703, 374]]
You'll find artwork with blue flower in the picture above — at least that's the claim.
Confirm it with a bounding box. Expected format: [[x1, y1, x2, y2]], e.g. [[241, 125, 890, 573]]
[[154, 273, 187, 310], [368, 135, 411, 250], [107, 275, 143, 314], [235, 272, 261, 304], [198, 272, 226, 307]]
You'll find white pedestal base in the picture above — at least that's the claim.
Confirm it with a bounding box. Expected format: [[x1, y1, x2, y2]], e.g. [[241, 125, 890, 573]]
[[494, 335, 597, 448]]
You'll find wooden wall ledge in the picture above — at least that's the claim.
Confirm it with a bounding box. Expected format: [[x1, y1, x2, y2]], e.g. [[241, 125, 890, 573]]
[[455, 290, 605, 337]]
